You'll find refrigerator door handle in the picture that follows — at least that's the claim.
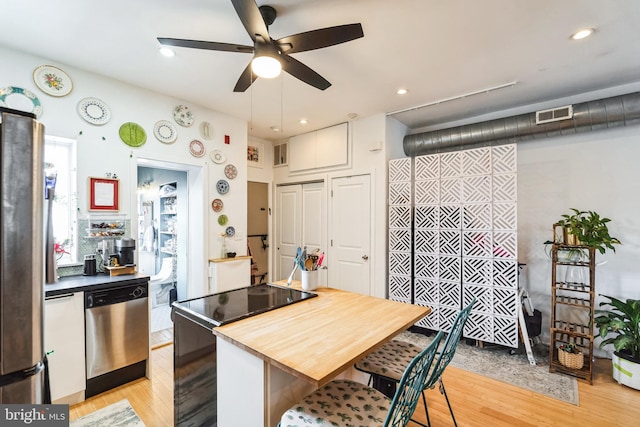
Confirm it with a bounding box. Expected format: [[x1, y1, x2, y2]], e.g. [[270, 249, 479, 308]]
[[0, 361, 45, 388]]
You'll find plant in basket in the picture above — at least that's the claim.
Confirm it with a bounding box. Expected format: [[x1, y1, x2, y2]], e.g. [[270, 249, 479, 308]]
[[558, 342, 584, 369]]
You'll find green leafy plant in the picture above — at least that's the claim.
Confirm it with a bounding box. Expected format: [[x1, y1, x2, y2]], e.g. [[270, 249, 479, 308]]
[[595, 295, 640, 360], [559, 342, 581, 354], [553, 208, 621, 254]]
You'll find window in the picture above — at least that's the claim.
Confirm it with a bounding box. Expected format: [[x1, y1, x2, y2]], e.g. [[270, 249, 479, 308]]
[[45, 136, 78, 265]]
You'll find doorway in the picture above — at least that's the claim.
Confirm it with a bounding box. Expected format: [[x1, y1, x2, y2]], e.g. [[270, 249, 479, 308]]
[[247, 181, 269, 285], [137, 166, 187, 337]]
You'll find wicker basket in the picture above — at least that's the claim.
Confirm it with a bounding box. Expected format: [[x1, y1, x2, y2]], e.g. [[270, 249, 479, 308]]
[[559, 348, 584, 369]]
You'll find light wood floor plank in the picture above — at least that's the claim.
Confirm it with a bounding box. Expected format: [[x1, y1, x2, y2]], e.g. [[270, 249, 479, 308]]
[[70, 346, 640, 426]]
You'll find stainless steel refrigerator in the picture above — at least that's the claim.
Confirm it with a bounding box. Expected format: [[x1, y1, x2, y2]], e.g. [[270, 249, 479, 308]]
[[0, 107, 49, 403]]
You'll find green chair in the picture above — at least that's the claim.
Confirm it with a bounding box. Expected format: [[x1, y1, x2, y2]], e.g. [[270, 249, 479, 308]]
[[355, 299, 476, 427], [279, 330, 443, 427]]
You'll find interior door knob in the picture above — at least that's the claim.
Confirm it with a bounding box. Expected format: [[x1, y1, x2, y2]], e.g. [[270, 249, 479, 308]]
[[362, 255, 369, 261]]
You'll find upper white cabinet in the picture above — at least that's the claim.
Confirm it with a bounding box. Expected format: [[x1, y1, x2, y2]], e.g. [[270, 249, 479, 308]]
[[289, 123, 348, 172]]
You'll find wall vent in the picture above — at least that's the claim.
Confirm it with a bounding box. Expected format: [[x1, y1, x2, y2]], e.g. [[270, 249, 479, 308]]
[[273, 142, 288, 167], [536, 105, 573, 124]]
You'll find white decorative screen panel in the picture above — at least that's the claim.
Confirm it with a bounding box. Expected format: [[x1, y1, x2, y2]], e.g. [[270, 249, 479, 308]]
[[388, 158, 413, 305], [391, 144, 518, 348]]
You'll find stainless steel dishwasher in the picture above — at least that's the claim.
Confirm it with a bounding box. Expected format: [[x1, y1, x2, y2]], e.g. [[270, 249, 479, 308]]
[[85, 282, 149, 398]]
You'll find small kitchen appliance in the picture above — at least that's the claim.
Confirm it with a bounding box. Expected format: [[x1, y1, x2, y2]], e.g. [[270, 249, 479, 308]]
[[115, 237, 135, 266], [83, 254, 97, 276]]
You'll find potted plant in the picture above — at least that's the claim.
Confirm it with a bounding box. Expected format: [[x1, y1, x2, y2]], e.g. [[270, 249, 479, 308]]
[[554, 208, 621, 253], [595, 295, 640, 390]]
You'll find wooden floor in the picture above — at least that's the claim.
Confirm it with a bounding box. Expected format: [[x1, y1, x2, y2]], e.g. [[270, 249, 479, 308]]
[[70, 346, 640, 426]]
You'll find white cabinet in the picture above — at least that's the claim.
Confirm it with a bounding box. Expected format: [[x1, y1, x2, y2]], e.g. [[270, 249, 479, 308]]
[[289, 123, 348, 172], [208, 256, 252, 293], [45, 292, 86, 404]]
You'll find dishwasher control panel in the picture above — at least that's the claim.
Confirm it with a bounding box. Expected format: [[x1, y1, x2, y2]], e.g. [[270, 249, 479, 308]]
[[85, 283, 148, 308]]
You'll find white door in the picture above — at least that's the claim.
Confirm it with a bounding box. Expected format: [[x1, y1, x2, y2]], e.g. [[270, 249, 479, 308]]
[[330, 175, 371, 295], [276, 185, 302, 281], [301, 182, 327, 286], [275, 182, 327, 284]]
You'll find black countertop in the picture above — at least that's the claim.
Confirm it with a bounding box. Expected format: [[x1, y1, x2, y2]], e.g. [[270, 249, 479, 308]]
[[44, 273, 151, 297]]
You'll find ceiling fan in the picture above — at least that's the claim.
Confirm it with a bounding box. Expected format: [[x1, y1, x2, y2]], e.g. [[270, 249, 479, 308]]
[[158, 0, 364, 92]]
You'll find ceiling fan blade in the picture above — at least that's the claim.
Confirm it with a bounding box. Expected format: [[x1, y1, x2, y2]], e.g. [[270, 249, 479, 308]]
[[281, 55, 331, 90], [277, 23, 364, 54], [231, 0, 270, 43], [158, 37, 253, 53], [233, 63, 258, 92]]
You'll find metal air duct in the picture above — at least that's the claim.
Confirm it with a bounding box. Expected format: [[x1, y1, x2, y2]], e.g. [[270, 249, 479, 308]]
[[403, 92, 640, 157]]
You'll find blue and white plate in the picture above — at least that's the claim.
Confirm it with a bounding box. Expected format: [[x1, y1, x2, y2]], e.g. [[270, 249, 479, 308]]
[[78, 97, 111, 125], [216, 179, 230, 195], [154, 120, 177, 143]]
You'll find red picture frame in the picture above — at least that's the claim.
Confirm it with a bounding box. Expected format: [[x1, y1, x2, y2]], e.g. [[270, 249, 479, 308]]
[[89, 177, 119, 211]]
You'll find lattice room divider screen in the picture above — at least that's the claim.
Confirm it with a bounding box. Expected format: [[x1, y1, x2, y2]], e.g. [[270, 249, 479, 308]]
[[388, 144, 518, 347]]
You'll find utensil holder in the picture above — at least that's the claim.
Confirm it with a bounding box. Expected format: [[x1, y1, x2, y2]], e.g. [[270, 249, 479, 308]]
[[301, 270, 318, 291]]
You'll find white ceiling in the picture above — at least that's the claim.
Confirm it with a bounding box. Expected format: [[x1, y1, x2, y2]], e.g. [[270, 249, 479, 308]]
[[1, 0, 639, 141]]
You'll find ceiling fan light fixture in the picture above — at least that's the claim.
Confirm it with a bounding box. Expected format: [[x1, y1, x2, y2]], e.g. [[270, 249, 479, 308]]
[[158, 47, 175, 57], [251, 55, 281, 78], [570, 28, 594, 40]]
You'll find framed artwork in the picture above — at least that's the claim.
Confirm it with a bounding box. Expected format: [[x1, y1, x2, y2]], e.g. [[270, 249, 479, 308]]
[[247, 142, 264, 168], [89, 177, 119, 211]]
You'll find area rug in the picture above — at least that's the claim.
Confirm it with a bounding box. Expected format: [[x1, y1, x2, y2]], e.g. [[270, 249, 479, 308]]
[[71, 399, 146, 427], [397, 331, 579, 405]]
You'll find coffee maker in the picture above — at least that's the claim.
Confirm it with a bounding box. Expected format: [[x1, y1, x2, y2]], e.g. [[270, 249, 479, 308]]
[[115, 238, 136, 266]]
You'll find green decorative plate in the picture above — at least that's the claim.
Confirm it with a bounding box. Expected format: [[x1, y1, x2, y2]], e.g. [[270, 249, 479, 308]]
[[218, 214, 228, 226], [119, 122, 146, 147]]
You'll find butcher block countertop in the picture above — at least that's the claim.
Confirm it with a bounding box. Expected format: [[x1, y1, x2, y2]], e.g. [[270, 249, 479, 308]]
[[213, 282, 431, 388]]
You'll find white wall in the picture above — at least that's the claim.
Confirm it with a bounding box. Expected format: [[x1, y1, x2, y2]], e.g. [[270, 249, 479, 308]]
[[518, 125, 640, 354], [0, 45, 248, 297]]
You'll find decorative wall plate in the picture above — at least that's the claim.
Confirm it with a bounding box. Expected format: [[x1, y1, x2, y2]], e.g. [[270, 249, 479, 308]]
[[210, 149, 226, 164], [200, 121, 212, 140], [0, 86, 42, 117], [78, 97, 111, 125], [216, 179, 230, 195], [217, 214, 228, 226], [173, 104, 194, 127], [225, 226, 235, 237], [118, 122, 146, 147], [189, 139, 205, 157], [211, 198, 224, 212], [224, 164, 238, 179], [153, 120, 177, 143], [32, 65, 73, 97]]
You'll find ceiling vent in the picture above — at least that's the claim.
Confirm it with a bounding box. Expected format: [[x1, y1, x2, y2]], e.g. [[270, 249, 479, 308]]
[[536, 105, 573, 124]]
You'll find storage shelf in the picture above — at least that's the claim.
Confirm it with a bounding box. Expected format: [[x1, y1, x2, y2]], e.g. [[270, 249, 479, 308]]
[[549, 243, 595, 384]]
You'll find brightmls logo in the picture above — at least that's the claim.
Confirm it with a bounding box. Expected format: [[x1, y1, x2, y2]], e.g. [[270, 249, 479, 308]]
[[0, 405, 68, 426]]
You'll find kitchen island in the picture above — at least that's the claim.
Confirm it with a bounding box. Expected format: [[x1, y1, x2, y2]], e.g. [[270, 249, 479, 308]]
[[172, 282, 430, 427]]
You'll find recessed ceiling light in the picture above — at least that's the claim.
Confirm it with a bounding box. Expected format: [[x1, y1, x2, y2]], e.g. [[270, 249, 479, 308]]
[[299, 119, 308, 125], [570, 28, 594, 40], [397, 88, 408, 95], [159, 47, 176, 57], [270, 126, 281, 132]]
